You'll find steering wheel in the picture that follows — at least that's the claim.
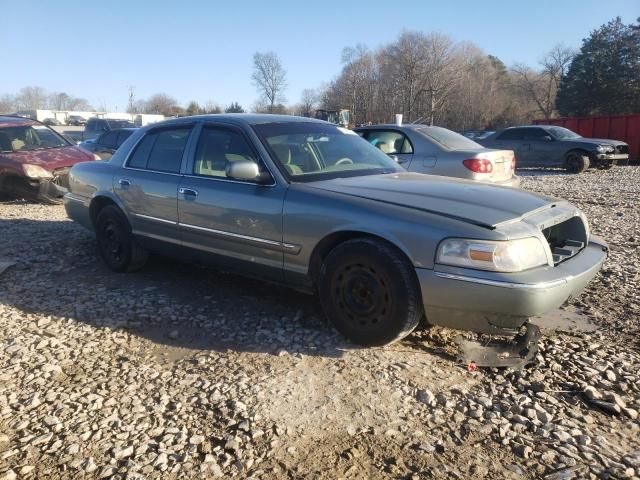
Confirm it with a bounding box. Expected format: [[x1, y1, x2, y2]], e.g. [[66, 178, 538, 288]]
[[335, 158, 353, 166]]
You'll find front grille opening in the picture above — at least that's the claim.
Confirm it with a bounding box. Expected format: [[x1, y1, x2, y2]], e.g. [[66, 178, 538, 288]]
[[542, 216, 587, 265]]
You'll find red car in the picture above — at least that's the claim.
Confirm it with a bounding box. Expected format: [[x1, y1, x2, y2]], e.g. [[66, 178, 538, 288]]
[[0, 116, 97, 203]]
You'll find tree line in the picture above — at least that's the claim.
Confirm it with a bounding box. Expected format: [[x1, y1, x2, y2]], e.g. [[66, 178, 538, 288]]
[[2, 16, 637, 129]]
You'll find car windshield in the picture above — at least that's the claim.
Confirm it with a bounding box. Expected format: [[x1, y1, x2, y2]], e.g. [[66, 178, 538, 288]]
[[253, 122, 403, 182], [0, 124, 69, 152], [416, 126, 482, 150], [107, 120, 135, 128], [548, 126, 581, 140]]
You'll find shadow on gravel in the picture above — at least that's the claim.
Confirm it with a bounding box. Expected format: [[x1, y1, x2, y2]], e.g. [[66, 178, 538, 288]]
[[0, 217, 366, 360]]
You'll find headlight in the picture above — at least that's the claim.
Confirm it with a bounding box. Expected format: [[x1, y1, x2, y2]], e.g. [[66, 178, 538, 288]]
[[436, 237, 549, 272], [577, 210, 590, 242], [93, 154, 101, 160], [22, 164, 53, 179], [596, 145, 614, 153]]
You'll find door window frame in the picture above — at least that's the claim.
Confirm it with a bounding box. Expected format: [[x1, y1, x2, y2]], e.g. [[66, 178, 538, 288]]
[[182, 122, 277, 187], [123, 123, 196, 176]]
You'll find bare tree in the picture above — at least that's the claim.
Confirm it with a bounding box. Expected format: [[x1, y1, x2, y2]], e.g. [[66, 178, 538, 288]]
[[0, 94, 16, 114], [15, 86, 48, 111], [510, 44, 575, 120], [298, 88, 318, 117], [252, 52, 287, 113], [145, 93, 179, 116]]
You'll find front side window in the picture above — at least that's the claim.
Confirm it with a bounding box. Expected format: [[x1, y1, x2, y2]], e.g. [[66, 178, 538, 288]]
[[365, 130, 413, 154], [126, 128, 190, 173], [193, 127, 262, 180], [0, 124, 68, 152], [523, 128, 551, 141], [117, 130, 134, 146], [548, 126, 581, 140], [497, 128, 525, 141], [254, 122, 402, 181]]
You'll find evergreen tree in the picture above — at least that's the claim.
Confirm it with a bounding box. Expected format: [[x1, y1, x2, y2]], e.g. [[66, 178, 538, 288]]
[[225, 101, 245, 113], [556, 17, 640, 116]]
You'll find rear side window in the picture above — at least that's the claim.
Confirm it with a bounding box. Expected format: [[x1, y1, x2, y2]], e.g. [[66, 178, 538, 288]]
[[364, 130, 413, 154], [523, 128, 550, 140], [127, 128, 191, 173], [497, 129, 525, 141]]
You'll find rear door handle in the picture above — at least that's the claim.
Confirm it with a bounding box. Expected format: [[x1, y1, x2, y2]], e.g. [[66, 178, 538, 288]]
[[118, 178, 131, 187], [179, 187, 198, 197]]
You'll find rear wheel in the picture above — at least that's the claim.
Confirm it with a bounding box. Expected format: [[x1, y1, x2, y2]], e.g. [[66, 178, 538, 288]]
[[318, 238, 422, 346], [95, 205, 148, 272], [565, 151, 590, 173]]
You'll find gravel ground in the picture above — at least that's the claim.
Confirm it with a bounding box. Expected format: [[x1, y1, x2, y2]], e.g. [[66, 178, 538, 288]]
[[0, 167, 638, 479]]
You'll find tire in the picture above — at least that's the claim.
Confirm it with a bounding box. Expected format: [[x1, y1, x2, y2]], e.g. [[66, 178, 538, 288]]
[[95, 205, 148, 272], [318, 238, 422, 346], [565, 151, 590, 173]]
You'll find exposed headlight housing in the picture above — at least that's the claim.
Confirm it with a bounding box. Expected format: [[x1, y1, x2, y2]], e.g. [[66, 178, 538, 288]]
[[22, 164, 53, 179], [436, 237, 549, 272], [596, 144, 614, 153]]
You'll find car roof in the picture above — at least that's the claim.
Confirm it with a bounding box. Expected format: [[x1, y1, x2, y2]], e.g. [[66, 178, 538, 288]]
[[0, 115, 38, 128], [354, 124, 447, 131], [155, 113, 328, 128]]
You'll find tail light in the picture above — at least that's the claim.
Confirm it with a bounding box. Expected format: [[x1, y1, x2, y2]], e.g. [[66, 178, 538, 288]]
[[510, 152, 516, 171], [463, 158, 493, 173]]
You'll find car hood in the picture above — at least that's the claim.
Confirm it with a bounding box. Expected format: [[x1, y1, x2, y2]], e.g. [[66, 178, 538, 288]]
[[308, 172, 557, 229], [0, 145, 94, 171], [565, 137, 627, 146]]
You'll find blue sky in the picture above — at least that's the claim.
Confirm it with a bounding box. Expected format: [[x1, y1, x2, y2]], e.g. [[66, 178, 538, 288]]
[[3, 0, 638, 111]]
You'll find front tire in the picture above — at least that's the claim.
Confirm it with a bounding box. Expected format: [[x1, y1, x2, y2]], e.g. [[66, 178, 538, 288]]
[[318, 238, 422, 346], [95, 205, 148, 272], [565, 151, 590, 173]]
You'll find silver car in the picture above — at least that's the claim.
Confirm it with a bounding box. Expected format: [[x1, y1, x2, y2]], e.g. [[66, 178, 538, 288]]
[[355, 124, 520, 187], [64, 115, 606, 347]]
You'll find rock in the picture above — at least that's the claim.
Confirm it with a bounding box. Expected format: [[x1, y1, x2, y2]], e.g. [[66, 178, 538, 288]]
[[83, 457, 98, 473], [0, 470, 17, 480], [189, 435, 205, 445], [65, 444, 80, 455], [112, 445, 134, 459], [416, 389, 435, 405], [19, 466, 35, 475], [513, 444, 533, 459]]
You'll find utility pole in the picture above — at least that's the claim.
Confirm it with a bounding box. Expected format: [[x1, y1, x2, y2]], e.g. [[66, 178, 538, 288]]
[[128, 86, 135, 113]]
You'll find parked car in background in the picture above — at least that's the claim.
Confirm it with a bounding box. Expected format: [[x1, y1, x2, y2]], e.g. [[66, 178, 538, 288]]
[[82, 118, 136, 141], [42, 118, 62, 126], [355, 124, 519, 187], [78, 128, 137, 160], [64, 115, 606, 348], [478, 125, 629, 172], [67, 115, 87, 126], [0, 116, 97, 203]]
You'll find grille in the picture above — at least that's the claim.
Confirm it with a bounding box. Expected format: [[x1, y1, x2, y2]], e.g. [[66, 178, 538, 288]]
[[541, 216, 588, 265], [52, 167, 70, 189], [615, 145, 629, 155]]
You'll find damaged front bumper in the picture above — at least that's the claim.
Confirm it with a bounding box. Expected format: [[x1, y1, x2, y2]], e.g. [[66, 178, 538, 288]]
[[416, 236, 608, 336]]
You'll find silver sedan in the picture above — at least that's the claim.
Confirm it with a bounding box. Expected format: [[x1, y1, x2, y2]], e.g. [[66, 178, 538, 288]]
[[355, 124, 520, 187], [64, 115, 605, 347]]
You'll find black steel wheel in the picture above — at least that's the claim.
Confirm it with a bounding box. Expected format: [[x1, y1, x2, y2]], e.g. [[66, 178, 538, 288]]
[[318, 238, 422, 346], [95, 205, 148, 272]]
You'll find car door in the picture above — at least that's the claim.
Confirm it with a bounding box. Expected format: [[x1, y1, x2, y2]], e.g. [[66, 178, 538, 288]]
[[361, 129, 414, 167], [493, 128, 532, 166], [522, 128, 561, 166], [115, 125, 194, 245], [177, 123, 287, 281]]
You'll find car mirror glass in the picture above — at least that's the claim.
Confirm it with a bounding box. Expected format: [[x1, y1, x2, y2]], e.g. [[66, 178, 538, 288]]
[[542, 135, 553, 141]]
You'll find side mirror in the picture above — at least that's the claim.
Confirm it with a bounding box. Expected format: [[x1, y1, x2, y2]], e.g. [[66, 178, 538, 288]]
[[225, 160, 271, 184], [542, 135, 553, 141]]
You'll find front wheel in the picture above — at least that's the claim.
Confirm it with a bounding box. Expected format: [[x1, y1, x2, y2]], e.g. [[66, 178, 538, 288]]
[[565, 152, 590, 173], [318, 238, 422, 346], [95, 205, 148, 272]]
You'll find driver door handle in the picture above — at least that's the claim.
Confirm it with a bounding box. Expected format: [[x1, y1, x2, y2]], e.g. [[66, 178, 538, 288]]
[[179, 187, 198, 197], [118, 178, 131, 187]]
